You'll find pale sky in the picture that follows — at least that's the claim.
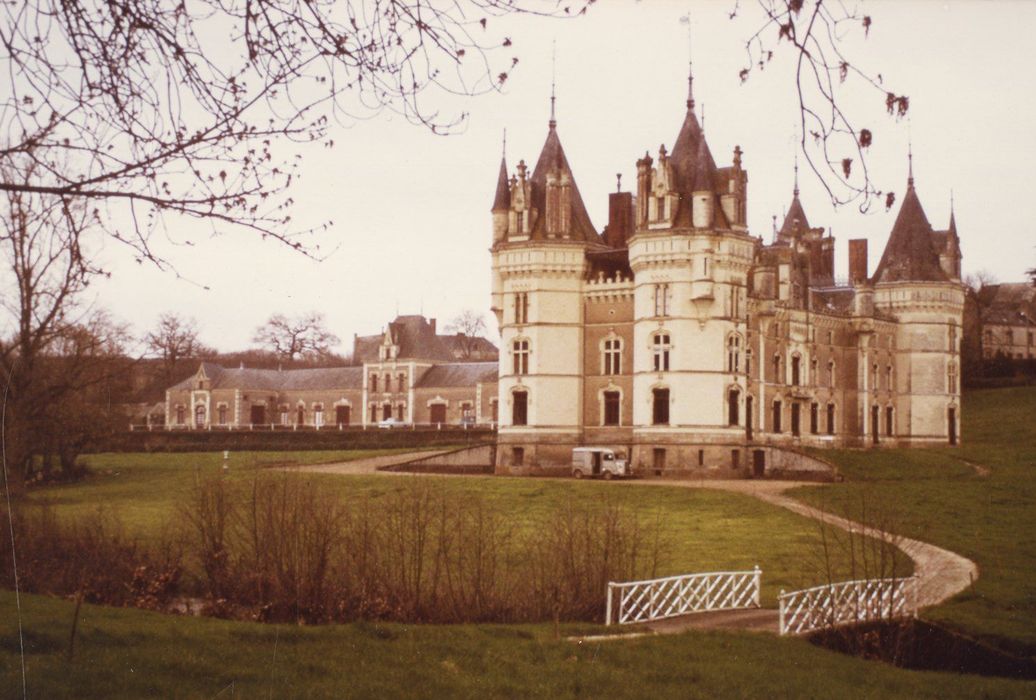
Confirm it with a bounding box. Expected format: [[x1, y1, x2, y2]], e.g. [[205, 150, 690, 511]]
[[88, 0, 1036, 354]]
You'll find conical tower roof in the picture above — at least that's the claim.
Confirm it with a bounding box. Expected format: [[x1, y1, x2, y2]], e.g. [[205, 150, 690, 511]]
[[872, 179, 948, 284], [527, 124, 598, 243], [779, 195, 810, 238], [669, 70, 718, 226], [491, 156, 510, 211]]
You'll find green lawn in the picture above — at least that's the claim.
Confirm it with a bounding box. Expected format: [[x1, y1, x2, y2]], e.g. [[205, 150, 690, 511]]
[[795, 386, 1036, 656], [2, 590, 1032, 699], [21, 449, 906, 605]]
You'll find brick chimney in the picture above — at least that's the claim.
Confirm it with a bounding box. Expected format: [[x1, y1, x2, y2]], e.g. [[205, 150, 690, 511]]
[[606, 191, 634, 248], [849, 239, 868, 285]]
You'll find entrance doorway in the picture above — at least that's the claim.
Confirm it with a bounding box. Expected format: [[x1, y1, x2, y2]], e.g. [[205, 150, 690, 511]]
[[752, 450, 765, 478], [652, 448, 666, 475], [430, 403, 447, 424], [335, 405, 350, 427]]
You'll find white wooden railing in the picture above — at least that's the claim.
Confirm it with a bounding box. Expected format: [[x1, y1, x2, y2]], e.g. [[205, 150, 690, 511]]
[[605, 567, 761, 626], [777, 576, 918, 636]]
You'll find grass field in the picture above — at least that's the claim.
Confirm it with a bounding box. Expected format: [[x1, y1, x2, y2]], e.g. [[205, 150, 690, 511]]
[[794, 386, 1036, 656], [20, 448, 896, 604], [2, 387, 1035, 697], [1, 590, 1033, 699]]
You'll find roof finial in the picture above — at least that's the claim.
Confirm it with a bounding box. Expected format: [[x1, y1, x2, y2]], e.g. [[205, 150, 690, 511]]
[[502, 128, 507, 158], [793, 150, 800, 197], [616, 173, 622, 193], [950, 187, 954, 213], [680, 13, 694, 110], [907, 121, 914, 188], [549, 40, 557, 129]]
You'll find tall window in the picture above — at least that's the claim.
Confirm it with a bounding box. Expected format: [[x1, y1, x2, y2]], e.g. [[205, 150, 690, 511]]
[[772, 400, 782, 433], [218, 405, 227, 426], [791, 355, 801, 386], [828, 360, 836, 388], [872, 363, 879, 390], [947, 362, 958, 394], [827, 403, 836, 435], [655, 196, 666, 221], [727, 388, 740, 426], [603, 338, 622, 375], [652, 333, 671, 372], [512, 391, 528, 426], [370, 374, 378, 393], [653, 283, 670, 317], [314, 405, 324, 428], [810, 402, 819, 434], [727, 335, 741, 373], [397, 404, 405, 421], [886, 365, 893, 391], [652, 388, 670, 425], [514, 292, 529, 324], [194, 405, 206, 428], [772, 354, 782, 384], [886, 405, 894, 436], [746, 349, 753, 376], [949, 326, 957, 353], [398, 373, 406, 392], [791, 404, 801, 437], [297, 406, 305, 425], [369, 404, 377, 422], [810, 358, 818, 385], [513, 339, 530, 375], [603, 391, 620, 426], [176, 406, 185, 424]]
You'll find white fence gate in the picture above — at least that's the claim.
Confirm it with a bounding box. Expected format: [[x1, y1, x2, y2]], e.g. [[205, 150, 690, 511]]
[[777, 576, 918, 635], [605, 567, 761, 626]]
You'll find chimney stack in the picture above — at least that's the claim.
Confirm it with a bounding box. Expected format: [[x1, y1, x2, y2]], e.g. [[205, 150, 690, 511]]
[[606, 191, 634, 248], [848, 239, 868, 285]]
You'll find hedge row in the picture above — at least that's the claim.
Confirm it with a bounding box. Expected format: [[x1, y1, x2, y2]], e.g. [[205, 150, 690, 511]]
[[100, 428, 495, 453]]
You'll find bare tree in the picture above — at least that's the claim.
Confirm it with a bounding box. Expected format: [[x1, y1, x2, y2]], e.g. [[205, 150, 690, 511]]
[[145, 313, 213, 383], [0, 1, 592, 267], [445, 309, 489, 359], [253, 312, 340, 361], [730, 1, 908, 211]]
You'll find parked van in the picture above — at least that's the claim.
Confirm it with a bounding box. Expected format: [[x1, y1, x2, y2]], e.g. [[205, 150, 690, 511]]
[[571, 447, 629, 480]]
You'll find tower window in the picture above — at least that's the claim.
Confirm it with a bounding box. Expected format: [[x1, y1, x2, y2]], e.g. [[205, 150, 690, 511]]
[[791, 355, 801, 386], [603, 391, 620, 426], [827, 403, 836, 435], [603, 338, 622, 375], [772, 400, 783, 433], [652, 333, 671, 372], [727, 335, 741, 373], [513, 339, 530, 375], [514, 292, 529, 324], [653, 284, 670, 317], [727, 388, 740, 426], [652, 388, 670, 425], [512, 391, 528, 426]]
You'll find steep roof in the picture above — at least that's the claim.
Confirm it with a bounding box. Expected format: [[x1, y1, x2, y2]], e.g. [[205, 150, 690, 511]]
[[172, 363, 363, 392], [779, 194, 811, 238], [415, 362, 498, 388], [871, 183, 948, 284], [528, 125, 599, 243], [492, 156, 510, 211], [354, 315, 498, 363]]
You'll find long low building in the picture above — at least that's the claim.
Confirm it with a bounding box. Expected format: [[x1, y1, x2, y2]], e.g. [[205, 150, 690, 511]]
[[165, 315, 499, 428]]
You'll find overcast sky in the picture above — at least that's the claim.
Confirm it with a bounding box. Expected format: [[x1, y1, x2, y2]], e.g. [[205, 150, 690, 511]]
[[89, 0, 1036, 354]]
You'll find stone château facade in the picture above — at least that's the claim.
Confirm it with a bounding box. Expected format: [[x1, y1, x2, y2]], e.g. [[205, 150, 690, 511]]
[[490, 68, 965, 477]]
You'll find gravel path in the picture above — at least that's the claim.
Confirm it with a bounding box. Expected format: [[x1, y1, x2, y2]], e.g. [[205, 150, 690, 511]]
[[282, 449, 454, 475]]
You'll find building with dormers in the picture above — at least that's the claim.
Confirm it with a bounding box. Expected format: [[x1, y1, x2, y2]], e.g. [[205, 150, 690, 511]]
[[490, 67, 965, 476], [164, 315, 499, 429]]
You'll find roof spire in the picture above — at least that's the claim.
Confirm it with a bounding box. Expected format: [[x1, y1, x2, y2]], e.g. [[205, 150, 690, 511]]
[[793, 150, 800, 197], [549, 40, 557, 129], [680, 13, 694, 110], [907, 121, 914, 188], [502, 128, 507, 157]]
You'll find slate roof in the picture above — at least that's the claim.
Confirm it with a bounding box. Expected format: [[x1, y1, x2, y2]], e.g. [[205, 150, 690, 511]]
[[492, 156, 510, 211], [172, 363, 363, 392], [983, 283, 1036, 325], [668, 102, 724, 228], [528, 125, 599, 243], [871, 183, 949, 284], [354, 315, 498, 363], [416, 362, 498, 388], [779, 194, 811, 238]]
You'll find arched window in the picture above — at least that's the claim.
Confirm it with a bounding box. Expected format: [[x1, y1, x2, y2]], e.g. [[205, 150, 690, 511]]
[[727, 388, 740, 426], [727, 335, 741, 373], [810, 358, 818, 385], [512, 390, 528, 426], [772, 400, 782, 432], [513, 339, 530, 375], [652, 333, 671, 372], [652, 388, 670, 425], [603, 337, 622, 375], [772, 354, 782, 384], [297, 405, 305, 425]]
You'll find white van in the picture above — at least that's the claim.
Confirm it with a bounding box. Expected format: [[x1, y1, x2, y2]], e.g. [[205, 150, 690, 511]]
[[571, 447, 629, 480]]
